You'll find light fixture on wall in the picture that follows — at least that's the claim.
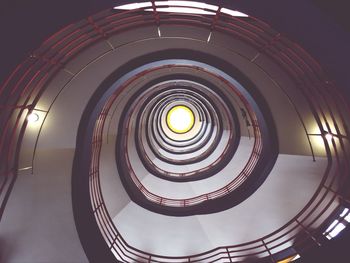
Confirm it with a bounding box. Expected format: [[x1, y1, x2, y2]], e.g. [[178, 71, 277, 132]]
[[27, 112, 39, 123], [325, 133, 333, 141]]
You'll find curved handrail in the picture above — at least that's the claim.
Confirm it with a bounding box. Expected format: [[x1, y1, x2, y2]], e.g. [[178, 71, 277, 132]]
[[88, 3, 350, 262], [0, 1, 349, 262]]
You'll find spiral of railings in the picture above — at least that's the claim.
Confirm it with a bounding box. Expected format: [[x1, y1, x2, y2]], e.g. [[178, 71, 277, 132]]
[[1, 1, 350, 262]]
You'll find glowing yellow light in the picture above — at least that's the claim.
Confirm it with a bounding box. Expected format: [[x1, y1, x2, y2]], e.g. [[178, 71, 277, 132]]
[[166, 105, 194, 134], [277, 254, 300, 262]]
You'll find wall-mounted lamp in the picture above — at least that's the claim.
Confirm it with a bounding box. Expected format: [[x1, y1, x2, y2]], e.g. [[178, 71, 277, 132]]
[[325, 133, 333, 141], [27, 112, 39, 123]]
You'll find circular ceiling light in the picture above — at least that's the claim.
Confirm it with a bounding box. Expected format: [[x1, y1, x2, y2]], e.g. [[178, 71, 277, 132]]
[[166, 105, 194, 134], [27, 112, 39, 123]]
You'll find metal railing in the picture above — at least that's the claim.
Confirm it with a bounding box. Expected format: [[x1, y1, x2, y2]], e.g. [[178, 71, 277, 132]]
[[0, 1, 349, 262], [88, 3, 350, 262]]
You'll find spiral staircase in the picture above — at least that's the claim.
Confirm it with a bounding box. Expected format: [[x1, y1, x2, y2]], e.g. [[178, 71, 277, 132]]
[[1, 1, 350, 262]]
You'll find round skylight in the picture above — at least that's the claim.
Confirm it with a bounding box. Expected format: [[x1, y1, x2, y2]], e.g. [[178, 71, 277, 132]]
[[166, 105, 194, 134]]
